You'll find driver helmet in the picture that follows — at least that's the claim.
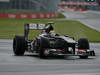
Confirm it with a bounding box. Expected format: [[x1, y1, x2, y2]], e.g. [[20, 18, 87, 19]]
[[44, 25, 54, 33]]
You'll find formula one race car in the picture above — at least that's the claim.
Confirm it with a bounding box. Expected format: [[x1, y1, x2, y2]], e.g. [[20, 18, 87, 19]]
[[13, 22, 95, 58]]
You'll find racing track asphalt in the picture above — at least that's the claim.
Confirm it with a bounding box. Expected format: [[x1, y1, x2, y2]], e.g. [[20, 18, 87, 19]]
[[0, 39, 100, 75]]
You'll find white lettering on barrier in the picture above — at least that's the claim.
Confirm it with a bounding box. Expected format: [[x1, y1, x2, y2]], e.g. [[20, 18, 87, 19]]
[[21, 14, 27, 18], [31, 14, 37, 18], [3, 13, 58, 19], [8, 14, 16, 18], [46, 14, 50, 18], [40, 14, 44, 18]]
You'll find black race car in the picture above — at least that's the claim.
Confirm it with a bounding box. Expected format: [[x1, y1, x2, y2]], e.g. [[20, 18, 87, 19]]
[[13, 22, 95, 58]]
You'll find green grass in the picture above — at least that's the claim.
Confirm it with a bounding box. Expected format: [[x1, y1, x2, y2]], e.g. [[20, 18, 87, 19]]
[[57, 13, 65, 18], [0, 19, 100, 42]]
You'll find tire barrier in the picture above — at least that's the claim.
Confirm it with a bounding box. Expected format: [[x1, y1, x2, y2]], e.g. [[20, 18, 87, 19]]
[[0, 13, 58, 19]]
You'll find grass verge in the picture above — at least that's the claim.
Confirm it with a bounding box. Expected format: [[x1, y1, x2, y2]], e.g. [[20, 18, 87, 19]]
[[0, 19, 100, 42]]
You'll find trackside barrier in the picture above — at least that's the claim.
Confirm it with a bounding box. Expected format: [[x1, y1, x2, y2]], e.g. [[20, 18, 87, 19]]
[[0, 13, 58, 19]]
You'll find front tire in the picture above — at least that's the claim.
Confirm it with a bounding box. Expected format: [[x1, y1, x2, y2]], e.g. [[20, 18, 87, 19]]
[[13, 36, 27, 56], [78, 38, 89, 59], [78, 38, 89, 49]]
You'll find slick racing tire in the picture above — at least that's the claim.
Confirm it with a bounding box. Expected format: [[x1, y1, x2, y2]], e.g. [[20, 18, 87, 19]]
[[13, 35, 27, 56], [78, 38, 89, 59], [78, 38, 89, 49]]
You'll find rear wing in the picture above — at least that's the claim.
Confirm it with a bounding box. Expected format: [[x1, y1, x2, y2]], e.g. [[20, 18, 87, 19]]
[[24, 22, 54, 40], [26, 24, 47, 30]]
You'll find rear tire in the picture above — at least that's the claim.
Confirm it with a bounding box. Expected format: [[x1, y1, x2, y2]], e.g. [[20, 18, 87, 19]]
[[13, 36, 27, 56], [78, 38, 89, 59]]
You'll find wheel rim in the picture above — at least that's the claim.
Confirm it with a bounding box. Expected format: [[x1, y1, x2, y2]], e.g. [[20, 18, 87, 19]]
[[43, 49, 49, 56]]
